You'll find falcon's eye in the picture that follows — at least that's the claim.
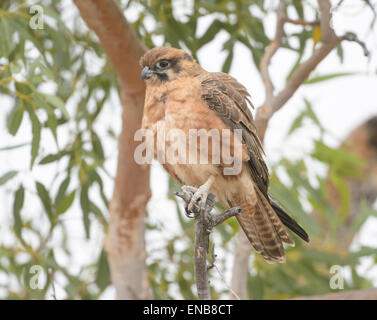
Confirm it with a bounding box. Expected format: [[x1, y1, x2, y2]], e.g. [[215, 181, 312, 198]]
[[155, 60, 170, 70]]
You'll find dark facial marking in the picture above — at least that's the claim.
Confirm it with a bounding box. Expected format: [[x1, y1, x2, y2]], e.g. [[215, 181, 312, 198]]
[[156, 73, 169, 81], [152, 56, 184, 81]]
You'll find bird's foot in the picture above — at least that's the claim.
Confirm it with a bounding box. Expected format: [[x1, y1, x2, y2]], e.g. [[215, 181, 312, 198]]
[[180, 185, 197, 217], [187, 176, 215, 213]]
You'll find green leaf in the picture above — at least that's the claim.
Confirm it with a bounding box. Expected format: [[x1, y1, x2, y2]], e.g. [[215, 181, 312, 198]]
[[80, 184, 91, 238], [90, 201, 107, 225], [42, 94, 70, 120], [15, 81, 33, 95], [56, 191, 75, 215], [0, 16, 12, 57], [312, 140, 366, 177], [96, 249, 110, 290], [25, 103, 41, 168], [39, 151, 67, 165], [55, 176, 70, 207], [7, 102, 24, 136], [292, 0, 304, 19], [304, 72, 356, 84], [91, 131, 104, 162], [13, 185, 25, 239], [336, 43, 344, 63], [0, 170, 18, 186], [36, 182, 53, 219], [303, 99, 321, 129], [288, 111, 306, 135], [222, 48, 234, 74], [5, 14, 44, 53], [89, 170, 108, 207], [198, 20, 222, 47], [0, 142, 29, 152]]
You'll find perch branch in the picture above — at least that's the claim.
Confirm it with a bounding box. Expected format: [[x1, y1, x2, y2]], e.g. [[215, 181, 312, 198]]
[[175, 189, 242, 300]]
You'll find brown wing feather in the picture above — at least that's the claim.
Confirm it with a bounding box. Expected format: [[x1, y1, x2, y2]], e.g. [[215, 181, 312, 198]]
[[197, 72, 309, 257], [197, 72, 269, 194]]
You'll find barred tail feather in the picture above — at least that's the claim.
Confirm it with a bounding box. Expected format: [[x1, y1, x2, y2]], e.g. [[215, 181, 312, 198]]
[[269, 197, 310, 243], [230, 187, 295, 263]]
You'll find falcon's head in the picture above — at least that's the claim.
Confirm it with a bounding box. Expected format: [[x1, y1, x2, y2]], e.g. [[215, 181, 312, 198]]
[[140, 47, 201, 84]]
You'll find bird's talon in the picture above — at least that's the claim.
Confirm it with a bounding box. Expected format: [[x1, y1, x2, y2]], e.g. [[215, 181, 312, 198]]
[[184, 208, 194, 218], [187, 186, 209, 212], [182, 185, 197, 195]]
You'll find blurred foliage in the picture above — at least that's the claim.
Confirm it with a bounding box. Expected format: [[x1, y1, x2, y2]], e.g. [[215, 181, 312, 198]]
[[0, 0, 114, 299], [0, 0, 376, 299], [150, 116, 377, 299]]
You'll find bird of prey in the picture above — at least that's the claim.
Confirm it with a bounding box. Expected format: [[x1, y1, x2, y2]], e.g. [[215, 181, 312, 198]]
[[140, 47, 309, 263]]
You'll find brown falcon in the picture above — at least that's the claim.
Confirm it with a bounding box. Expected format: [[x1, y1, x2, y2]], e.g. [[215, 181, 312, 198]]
[[140, 47, 309, 263]]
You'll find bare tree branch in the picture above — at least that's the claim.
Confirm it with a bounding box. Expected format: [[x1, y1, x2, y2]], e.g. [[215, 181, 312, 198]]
[[259, 0, 286, 109], [256, 0, 340, 141], [73, 0, 150, 299], [175, 189, 241, 300]]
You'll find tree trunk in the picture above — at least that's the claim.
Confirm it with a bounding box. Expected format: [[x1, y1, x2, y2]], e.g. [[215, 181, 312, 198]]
[[73, 0, 150, 299]]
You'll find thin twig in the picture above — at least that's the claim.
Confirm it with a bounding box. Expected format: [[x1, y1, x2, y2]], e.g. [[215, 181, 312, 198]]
[[175, 187, 242, 300], [340, 33, 370, 57], [48, 268, 57, 300], [285, 18, 320, 26], [332, 0, 345, 12], [214, 264, 241, 300]]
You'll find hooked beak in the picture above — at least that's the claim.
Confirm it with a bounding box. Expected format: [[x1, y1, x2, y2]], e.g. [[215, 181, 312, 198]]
[[141, 66, 154, 80]]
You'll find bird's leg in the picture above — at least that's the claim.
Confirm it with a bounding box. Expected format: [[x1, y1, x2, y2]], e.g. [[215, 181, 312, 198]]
[[180, 185, 198, 217], [187, 175, 216, 213]]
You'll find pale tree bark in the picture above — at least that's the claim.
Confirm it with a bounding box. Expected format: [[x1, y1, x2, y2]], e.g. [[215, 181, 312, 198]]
[[73, 0, 150, 299], [231, 0, 372, 299]]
